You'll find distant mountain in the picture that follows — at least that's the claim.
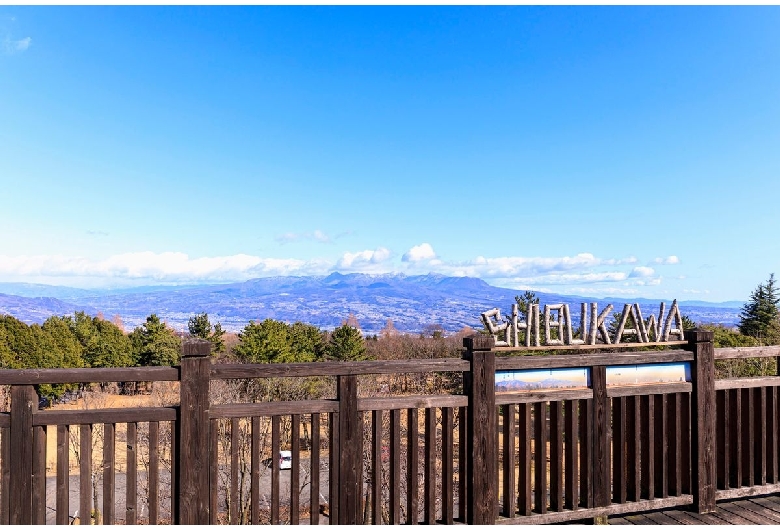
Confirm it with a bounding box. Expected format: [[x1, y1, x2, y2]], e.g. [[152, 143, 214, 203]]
[[0, 273, 744, 334]]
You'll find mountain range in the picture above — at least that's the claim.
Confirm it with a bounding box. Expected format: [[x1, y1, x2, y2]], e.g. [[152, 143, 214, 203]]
[[0, 273, 744, 334]]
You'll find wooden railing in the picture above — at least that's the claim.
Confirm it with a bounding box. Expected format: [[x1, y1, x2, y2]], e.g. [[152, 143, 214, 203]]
[[0, 331, 779, 524]]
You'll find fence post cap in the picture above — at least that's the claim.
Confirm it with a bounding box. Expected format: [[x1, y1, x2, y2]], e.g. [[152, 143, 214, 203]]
[[182, 339, 212, 358], [684, 328, 714, 343], [463, 334, 494, 351]]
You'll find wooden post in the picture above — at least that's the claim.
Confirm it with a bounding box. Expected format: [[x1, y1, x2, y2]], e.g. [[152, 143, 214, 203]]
[[591, 365, 610, 524], [686, 329, 716, 513], [9, 385, 37, 525], [337, 374, 361, 524], [178, 339, 212, 524], [463, 335, 496, 524]]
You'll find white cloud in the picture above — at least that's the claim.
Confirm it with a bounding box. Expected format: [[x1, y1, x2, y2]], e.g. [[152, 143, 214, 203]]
[[629, 266, 656, 278], [653, 256, 680, 265], [402, 243, 437, 263], [3, 36, 31, 54], [502, 272, 628, 286], [336, 247, 391, 270], [276, 229, 334, 244]]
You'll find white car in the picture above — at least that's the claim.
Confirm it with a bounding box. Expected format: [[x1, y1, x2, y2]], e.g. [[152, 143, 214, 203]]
[[279, 450, 292, 470]]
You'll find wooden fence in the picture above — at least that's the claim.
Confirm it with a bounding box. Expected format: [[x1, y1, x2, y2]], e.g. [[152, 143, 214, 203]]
[[0, 330, 779, 524]]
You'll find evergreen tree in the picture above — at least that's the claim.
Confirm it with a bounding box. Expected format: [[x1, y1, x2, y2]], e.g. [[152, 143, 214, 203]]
[[67, 311, 133, 368], [187, 312, 226, 355], [131, 314, 181, 366], [234, 319, 293, 363], [325, 324, 368, 361], [739, 274, 780, 342]]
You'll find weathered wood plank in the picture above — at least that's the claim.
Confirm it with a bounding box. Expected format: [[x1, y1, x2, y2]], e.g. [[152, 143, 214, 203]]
[[717, 390, 729, 490], [149, 421, 159, 525], [493, 341, 690, 354], [579, 398, 592, 508], [612, 397, 626, 504], [0, 426, 10, 525], [361, 394, 467, 411], [654, 394, 668, 499], [0, 366, 180, 384], [502, 404, 516, 517], [626, 396, 640, 502], [32, 425, 46, 525], [534, 401, 548, 514], [310, 414, 320, 526], [212, 358, 470, 379], [34, 406, 176, 426], [518, 402, 532, 516], [407, 408, 419, 524], [229, 418, 239, 524], [209, 418, 218, 525], [56, 424, 69, 525], [458, 405, 468, 523], [564, 400, 579, 510], [608, 382, 692, 398], [466, 348, 497, 524], [768, 387, 778, 483], [667, 393, 681, 497], [9, 385, 36, 525], [592, 366, 610, 509], [496, 388, 591, 404], [756, 387, 767, 486], [389, 409, 400, 525], [337, 376, 361, 524], [370, 411, 381, 525], [79, 424, 92, 526], [715, 376, 780, 390], [550, 400, 563, 512], [640, 394, 654, 501], [211, 400, 338, 418], [103, 423, 115, 525], [291, 414, 301, 525], [715, 345, 780, 360], [730, 388, 742, 488], [714, 482, 780, 500], [495, 349, 692, 370], [441, 407, 454, 525], [681, 391, 691, 495], [126, 422, 137, 525], [329, 411, 339, 525], [424, 407, 436, 525]]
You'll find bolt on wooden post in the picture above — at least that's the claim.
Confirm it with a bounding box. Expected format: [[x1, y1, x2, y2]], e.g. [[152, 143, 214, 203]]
[[463, 334, 497, 524], [178, 339, 212, 524]]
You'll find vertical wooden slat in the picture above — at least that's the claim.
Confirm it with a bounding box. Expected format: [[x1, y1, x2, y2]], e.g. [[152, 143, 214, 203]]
[[209, 419, 218, 525], [229, 418, 239, 524], [641, 394, 654, 501], [668, 393, 681, 497], [564, 400, 579, 510], [127, 422, 137, 525], [717, 390, 729, 490], [592, 366, 610, 510], [579, 398, 592, 508], [9, 385, 36, 525], [767, 387, 778, 483], [729, 388, 742, 488], [251, 416, 260, 525], [32, 425, 46, 525], [653, 394, 667, 498], [337, 374, 362, 525], [518, 403, 532, 515], [103, 423, 115, 525], [457, 406, 467, 523], [271, 415, 280, 525], [502, 404, 516, 517], [0, 426, 10, 525], [292, 414, 301, 525], [79, 424, 92, 526], [533, 401, 547, 514], [310, 413, 321, 526], [371, 410, 381, 525], [170, 419, 178, 524], [550, 400, 563, 512], [56, 425, 69, 525], [424, 408, 436, 525], [407, 408, 419, 525], [389, 409, 401, 525], [743, 388, 754, 487], [612, 397, 626, 504], [441, 407, 454, 525], [756, 387, 767, 486], [149, 421, 159, 525], [626, 396, 640, 501], [329, 411, 339, 525], [681, 392, 691, 495]]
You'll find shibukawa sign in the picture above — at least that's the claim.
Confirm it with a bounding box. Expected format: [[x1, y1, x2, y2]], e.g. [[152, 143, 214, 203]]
[[481, 300, 685, 347]]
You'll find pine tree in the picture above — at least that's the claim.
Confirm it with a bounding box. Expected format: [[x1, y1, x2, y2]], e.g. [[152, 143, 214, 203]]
[[325, 324, 368, 361], [738, 273, 780, 342]]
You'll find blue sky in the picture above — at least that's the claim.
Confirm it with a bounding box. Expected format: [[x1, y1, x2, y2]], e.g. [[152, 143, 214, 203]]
[[1, 6, 779, 301]]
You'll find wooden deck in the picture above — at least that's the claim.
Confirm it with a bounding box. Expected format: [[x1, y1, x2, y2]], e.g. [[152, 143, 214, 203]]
[[608, 494, 780, 524]]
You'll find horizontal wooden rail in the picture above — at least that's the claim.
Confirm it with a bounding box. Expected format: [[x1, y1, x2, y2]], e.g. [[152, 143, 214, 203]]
[[495, 350, 692, 370], [607, 382, 692, 398], [357, 394, 468, 411], [33, 406, 178, 426], [494, 495, 693, 525], [211, 358, 470, 379], [715, 483, 780, 501], [495, 388, 591, 404], [0, 366, 180, 385], [714, 376, 780, 390], [492, 340, 689, 354], [210, 400, 338, 418], [714, 345, 780, 360]]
